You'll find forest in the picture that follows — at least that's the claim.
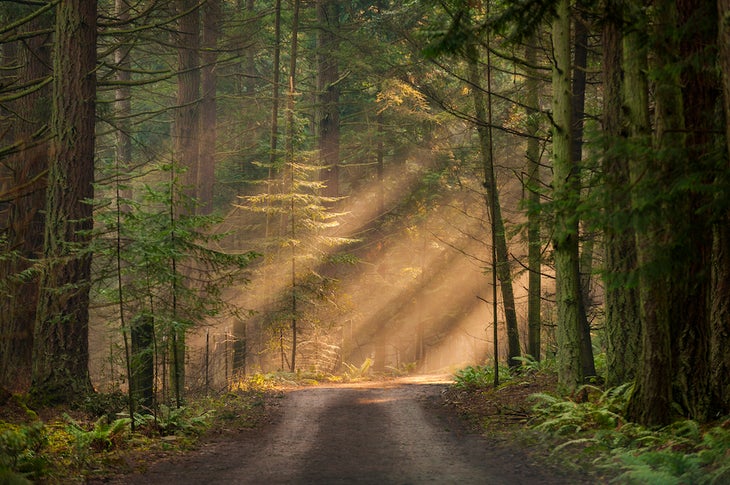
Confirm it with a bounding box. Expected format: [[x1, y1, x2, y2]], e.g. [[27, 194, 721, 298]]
[[0, 0, 729, 479]]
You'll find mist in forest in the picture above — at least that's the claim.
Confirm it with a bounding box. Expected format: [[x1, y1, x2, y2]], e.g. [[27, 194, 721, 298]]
[[87, 139, 537, 392]]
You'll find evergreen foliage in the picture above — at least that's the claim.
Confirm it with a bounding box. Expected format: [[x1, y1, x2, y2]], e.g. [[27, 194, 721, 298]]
[[0, 0, 728, 441]]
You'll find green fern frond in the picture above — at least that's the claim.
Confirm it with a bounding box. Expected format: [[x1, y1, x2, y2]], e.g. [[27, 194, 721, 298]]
[[552, 437, 598, 453]]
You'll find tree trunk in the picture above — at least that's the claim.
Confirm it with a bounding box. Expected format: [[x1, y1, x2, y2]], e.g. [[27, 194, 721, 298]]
[[269, 0, 282, 169], [0, 6, 51, 391], [625, 0, 676, 426], [30, 0, 97, 404], [466, 45, 521, 369], [570, 12, 596, 378], [287, 0, 301, 372], [602, 0, 641, 387], [551, 0, 583, 393], [176, 0, 201, 201], [317, 0, 340, 199], [131, 314, 155, 408], [671, 0, 718, 421], [199, 0, 220, 215], [525, 35, 542, 362], [713, 0, 730, 415], [170, 0, 201, 397]]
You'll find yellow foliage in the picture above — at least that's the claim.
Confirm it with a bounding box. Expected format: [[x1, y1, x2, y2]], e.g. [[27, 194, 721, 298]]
[[376, 79, 430, 115]]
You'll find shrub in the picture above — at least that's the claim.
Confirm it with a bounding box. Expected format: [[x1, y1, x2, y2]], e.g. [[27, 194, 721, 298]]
[[0, 421, 48, 482]]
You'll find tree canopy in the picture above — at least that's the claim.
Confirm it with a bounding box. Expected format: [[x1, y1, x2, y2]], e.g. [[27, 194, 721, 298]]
[[0, 0, 727, 428]]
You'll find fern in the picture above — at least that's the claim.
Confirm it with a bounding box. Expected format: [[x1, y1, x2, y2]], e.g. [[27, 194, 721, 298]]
[[64, 414, 130, 453], [132, 405, 213, 437], [343, 358, 373, 381], [612, 450, 704, 485], [0, 422, 47, 481], [453, 365, 508, 389]]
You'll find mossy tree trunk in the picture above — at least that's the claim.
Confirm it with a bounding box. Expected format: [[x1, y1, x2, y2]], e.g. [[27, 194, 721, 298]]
[[570, 12, 596, 378], [317, 0, 340, 199], [0, 4, 52, 391], [551, 0, 583, 393], [671, 0, 718, 421], [30, 0, 97, 405], [170, 0, 201, 401], [525, 34, 542, 362], [601, 0, 641, 387], [625, 0, 681, 426], [713, 0, 730, 415], [199, 0, 220, 215]]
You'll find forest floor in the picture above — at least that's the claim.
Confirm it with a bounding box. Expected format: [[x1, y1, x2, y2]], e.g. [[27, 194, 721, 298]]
[[80, 374, 613, 484]]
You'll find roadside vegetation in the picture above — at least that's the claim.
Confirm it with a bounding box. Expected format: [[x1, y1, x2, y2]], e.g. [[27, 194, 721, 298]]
[[4, 359, 729, 484], [446, 358, 730, 484], [0, 381, 279, 483], [0, 362, 392, 484]]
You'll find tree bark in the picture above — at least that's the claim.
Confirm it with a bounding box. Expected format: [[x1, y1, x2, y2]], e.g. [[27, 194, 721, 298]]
[[317, 0, 340, 199], [269, 0, 282, 169], [671, 0, 718, 421], [0, 5, 51, 391], [570, 11, 596, 378], [176, 0, 201, 201], [525, 35, 542, 362], [171, 0, 201, 400], [287, 0, 301, 372], [601, 0, 641, 387], [131, 314, 155, 407], [625, 0, 677, 426], [199, 0, 220, 215], [30, 0, 97, 404], [713, 0, 730, 415], [552, 0, 583, 393], [466, 44, 521, 369]]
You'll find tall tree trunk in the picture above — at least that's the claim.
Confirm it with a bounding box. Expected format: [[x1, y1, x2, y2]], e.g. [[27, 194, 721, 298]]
[[525, 35, 542, 362], [176, 0, 201, 200], [671, 0, 718, 421], [625, 0, 678, 426], [287, 0, 301, 372], [466, 44, 521, 369], [269, 0, 281, 169], [570, 11, 596, 378], [551, 0, 583, 393], [602, 0, 641, 387], [114, 0, 132, 209], [713, 0, 730, 415], [0, 6, 51, 391], [317, 0, 340, 199], [199, 0, 220, 215], [30, 0, 97, 404], [171, 0, 201, 400], [245, 0, 256, 96]]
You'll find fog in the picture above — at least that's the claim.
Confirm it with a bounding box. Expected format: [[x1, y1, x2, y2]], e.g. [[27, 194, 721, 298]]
[[88, 146, 535, 391]]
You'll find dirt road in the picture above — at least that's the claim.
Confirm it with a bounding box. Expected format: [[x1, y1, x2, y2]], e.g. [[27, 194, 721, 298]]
[[112, 376, 590, 484]]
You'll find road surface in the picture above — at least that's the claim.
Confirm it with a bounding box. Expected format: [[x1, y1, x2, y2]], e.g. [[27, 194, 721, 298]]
[[110, 376, 591, 484]]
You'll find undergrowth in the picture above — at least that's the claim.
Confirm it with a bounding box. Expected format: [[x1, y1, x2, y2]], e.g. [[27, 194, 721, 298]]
[[0, 421, 47, 484], [0, 384, 275, 483], [453, 364, 510, 390], [452, 358, 730, 484], [528, 383, 730, 484]]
